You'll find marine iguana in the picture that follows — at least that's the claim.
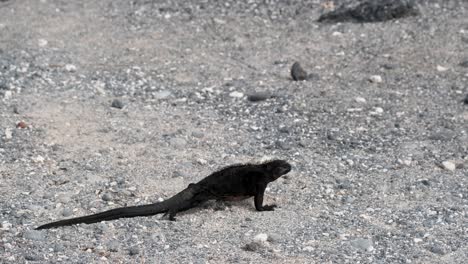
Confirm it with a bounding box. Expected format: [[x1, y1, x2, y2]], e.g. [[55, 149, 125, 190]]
[[36, 160, 292, 229]]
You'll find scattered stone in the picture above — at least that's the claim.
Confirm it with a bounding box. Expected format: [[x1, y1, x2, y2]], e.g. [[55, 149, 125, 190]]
[[370, 107, 384, 115], [169, 137, 187, 149], [382, 64, 396, 70], [111, 99, 124, 109], [38, 38, 48, 47], [267, 233, 281, 243], [3, 90, 12, 100], [32, 155, 45, 163], [229, 91, 244, 98], [441, 161, 456, 171], [428, 129, 456, 141], [23, 230, 46, 241], [369, 75, 383, 83], [459, 60, 468, 68], [291, 62, 308, 81], [102, 193, 113, 201], [5, 128, 13, 139], [128, 246, 139, 255], [65, 64, 77, 72], [253, 233, 268, 244], [25, 254, 42, 261], [247, 92, 270, 102], [61, 208, 73, 217], [355, 97, 366, 103], [154, 90, 171, 99], [191, 130, 204, 138], [56, 193, 72, 203], [303, 246, 314, 252], [242, 242, 261, 252], [107, 241, 119, 252], [318, 0, 419, 23], [436, 65, 448, 72], [428, 244, 446, 255], [351, 238, 374, 251], [53, 243, 65, 252], [16, 121, 28, 129]]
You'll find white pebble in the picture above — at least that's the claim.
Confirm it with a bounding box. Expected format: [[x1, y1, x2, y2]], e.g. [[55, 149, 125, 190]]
[[38, 39, 48, 47], [253, 233, 268, 243], [303, 246, 314, 252], [4, 90, 12, 100], [5, 128, 13, 140], [436, 65, 448, 72], [355, 97, 366, 103], [442, 161, 456, 171], [229, 91, 244, 98], [369, 75, 383, 83], [65, 64, 77, 72], [32, 155, 45, 163]]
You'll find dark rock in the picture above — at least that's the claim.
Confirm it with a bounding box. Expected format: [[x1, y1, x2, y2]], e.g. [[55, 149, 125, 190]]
[[459, 60, 468, 68], [464, 94, 468, 105], [111, 99, 124, 109], [318, 0, 419, 23], [382, 64, 396, 70], [242, 242, 261, 252], [291, 62, 307, 81], [247, 92, 271, 102], [129, 246, 140, 255], [25, 254, 42, 261]]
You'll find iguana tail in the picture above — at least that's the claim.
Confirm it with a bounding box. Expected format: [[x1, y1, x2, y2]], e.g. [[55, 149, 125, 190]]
[[36, 184, 201, 230]]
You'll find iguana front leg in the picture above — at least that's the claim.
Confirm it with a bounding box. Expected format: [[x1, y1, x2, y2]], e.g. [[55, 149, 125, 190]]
[[254, 184, 277, 211]]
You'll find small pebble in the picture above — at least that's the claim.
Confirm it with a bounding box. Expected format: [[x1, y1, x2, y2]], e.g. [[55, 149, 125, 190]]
[[303, 246, 314, 252], [128, 247, 140, 255], [5, 128, 13, 139], [436, 65, 448, 72], [291, 62, 308, 81], [169, 138, 187, 149], [107, 241, 119, 252], [16, 121, 28, 129], [229, 91, 244, 98], [65, 64, 77, 72], [53, 243, 65, 252], [355, 97, 366, 103], [23, 230, 46, 241], [247, 92, 270, 102], [253, 233, 268, 243], [369, 75, 383, 83], [351, 238, 374, 252], [38, 39, 48, 47], [61, 208, 73, 217], [102, 193, 113, 201], [191, 131, 204, 138], [459, 60, 468, 68], [25, 254, 41, 261], [111, 99, 124, 109], [154, 90, 171, 99], [242, 242, 261, 252], [441, 161, 456, 171]]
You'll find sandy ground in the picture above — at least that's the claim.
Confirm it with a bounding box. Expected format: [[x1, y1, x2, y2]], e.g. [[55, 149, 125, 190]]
[[0, 0, 467, 263]]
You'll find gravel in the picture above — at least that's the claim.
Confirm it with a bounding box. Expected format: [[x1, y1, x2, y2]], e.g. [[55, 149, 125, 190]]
[[1, 0, 467, 263]]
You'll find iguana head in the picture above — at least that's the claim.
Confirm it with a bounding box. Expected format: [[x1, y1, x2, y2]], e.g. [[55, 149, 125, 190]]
[[263, 160, 291, 180]]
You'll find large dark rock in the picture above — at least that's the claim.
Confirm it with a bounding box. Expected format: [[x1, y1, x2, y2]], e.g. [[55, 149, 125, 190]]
[[318, 0, 419, 23]]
